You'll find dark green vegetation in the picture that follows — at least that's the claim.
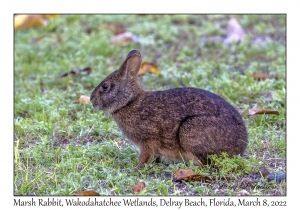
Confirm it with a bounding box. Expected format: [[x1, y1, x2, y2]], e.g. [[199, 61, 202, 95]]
[[14, 15, 286, 195]]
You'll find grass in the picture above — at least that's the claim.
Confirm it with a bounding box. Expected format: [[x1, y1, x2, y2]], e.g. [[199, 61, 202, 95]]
[[14, 14, 286, 196]]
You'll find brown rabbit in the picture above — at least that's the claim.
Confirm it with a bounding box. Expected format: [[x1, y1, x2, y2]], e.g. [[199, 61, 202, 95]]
[[90, 50, 248, 170]]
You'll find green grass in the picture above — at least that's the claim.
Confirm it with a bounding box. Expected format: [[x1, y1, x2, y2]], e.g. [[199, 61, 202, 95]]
[[14, 14, 286, 196]]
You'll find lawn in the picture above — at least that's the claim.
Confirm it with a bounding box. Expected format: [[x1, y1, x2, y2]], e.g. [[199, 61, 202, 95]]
[[14, 14, 286, 196]]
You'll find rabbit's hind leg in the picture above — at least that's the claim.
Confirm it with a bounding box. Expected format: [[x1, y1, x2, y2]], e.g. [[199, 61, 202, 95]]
[[178, 116, 219, 166]]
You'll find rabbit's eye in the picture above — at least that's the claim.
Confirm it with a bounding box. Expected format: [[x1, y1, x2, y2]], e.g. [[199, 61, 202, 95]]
[[102, 83, 109, 90]]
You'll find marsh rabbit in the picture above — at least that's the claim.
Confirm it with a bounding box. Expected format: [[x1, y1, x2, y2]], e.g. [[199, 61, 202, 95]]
[[90, 50, 248, 170]]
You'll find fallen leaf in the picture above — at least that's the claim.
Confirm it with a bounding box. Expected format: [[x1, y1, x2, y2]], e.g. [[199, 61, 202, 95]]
[[15, 15, 48, 29], [74, 95, 90, 104], [251, 72, 279, 81], [76, 190, 99, 196], [57, 67, 92, 78], [224, 17, 246, 44], [133, 182, 146, 194], [104, 23, 126, 35], [110, 32, 139, 46], [248, 108, 279, 116], [14, 14, 59, 29], [138, 63, 161, 76], [173, 169, 213, 182]]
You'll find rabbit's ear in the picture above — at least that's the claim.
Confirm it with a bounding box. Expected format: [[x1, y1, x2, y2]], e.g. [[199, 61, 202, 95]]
[[119, 50, 141, 78]]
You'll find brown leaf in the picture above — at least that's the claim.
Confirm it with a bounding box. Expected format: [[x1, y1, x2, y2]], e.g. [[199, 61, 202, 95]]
[[248, 108, 280, 116], [110, 32, 139, 46], [138, 63, 161, 76], [14, 14, 59, 29], [74, 95, 90, 104], [133, 182, 146, 194], [76, 190, 99, 196], [104, 23, 126, 35], [15, 15, 48, 29], [173, 169, 212, 182], [251, 72, 279, 81], [57, 67, 92, 78]]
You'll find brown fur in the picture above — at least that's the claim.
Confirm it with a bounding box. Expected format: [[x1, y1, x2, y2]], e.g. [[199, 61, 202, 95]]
[[90, 50, 248, 170]]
